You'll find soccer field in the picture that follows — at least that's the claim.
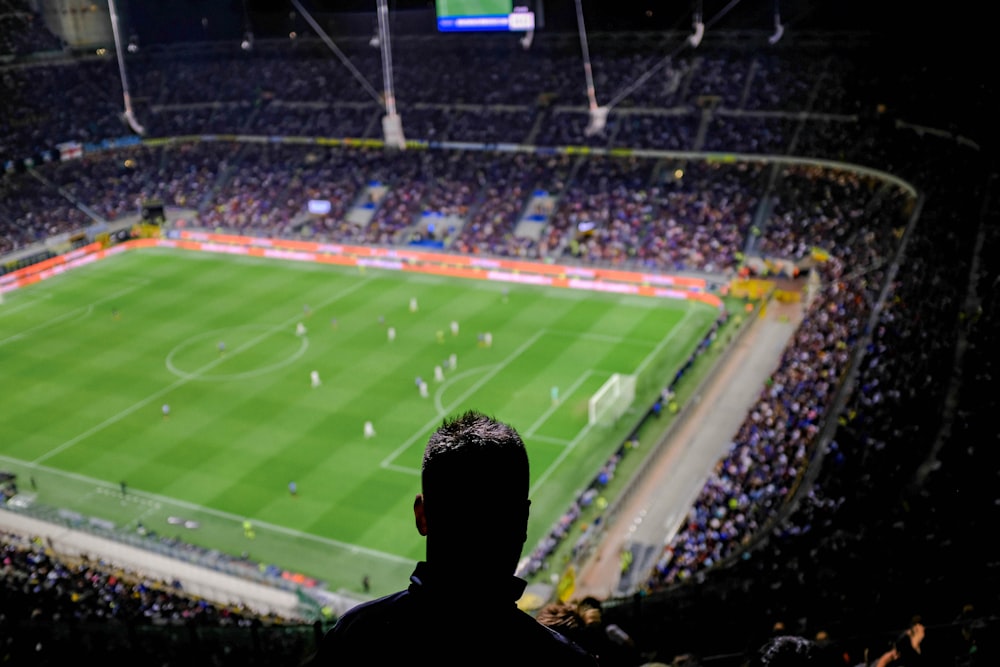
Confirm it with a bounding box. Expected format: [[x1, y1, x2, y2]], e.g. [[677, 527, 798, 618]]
[[0, 247, 720, 597]]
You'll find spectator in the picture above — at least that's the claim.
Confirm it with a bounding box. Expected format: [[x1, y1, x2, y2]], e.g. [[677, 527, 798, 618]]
[[874, 619, 926, 667], [746, 634, 837, 667], [303, 410, 597, 665]]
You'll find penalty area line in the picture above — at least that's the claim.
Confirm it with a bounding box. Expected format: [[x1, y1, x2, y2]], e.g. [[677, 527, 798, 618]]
[[380, 329, 546, 471]]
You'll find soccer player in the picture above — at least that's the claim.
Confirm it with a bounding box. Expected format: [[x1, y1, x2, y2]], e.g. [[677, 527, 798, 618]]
[[112, 307, 121, 320], [218, 341, 226, 356], [311, 370, 322, 388], [296, 322, 307, 336], [551, 386, 559, 404], [434, 365, 444, 382], [243, 519, 255, 538], [418, 380, 429, 398], [364, 421, 376, 439], [162, 403, 170, 420], [289, 481, 298, 496], [303, 303, 312, 317], [450, 320, 459, 336], [330, 317, 338, 330], [484, 332, 493, 347], [435, 329, 444, 343], [449, 353, 457, 370], [409, 297, 418, 312], [387, 326, 396, 342]]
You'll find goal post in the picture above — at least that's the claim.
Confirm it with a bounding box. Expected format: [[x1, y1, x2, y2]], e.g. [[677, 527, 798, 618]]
[[588, 373, 637, 426]]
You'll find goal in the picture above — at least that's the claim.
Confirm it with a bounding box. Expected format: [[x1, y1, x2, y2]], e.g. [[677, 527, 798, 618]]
[[588, 373, 637, 426]]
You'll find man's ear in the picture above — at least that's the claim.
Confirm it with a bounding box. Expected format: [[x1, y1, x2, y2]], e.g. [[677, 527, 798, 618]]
[[414, 493, 428, 536]]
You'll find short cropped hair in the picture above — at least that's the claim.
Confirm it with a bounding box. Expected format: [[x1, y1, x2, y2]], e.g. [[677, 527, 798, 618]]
[[536, 601, 586, 635], [421, 410, 529, 528], [749, 635, 828, 666]]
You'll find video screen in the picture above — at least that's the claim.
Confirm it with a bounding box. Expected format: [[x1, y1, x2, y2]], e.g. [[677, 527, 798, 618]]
[[435, 0, 535, 32]]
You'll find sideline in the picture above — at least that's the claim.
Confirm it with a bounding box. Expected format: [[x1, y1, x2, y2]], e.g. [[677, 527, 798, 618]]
[[572, 296, 804, 599]]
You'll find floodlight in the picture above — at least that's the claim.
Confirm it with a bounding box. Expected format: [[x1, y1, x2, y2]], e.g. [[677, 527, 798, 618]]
[[689, 21, 704, 48], [584, 106, 609, 137]]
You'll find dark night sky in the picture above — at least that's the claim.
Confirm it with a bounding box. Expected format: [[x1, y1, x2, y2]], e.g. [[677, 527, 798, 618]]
[[123, 0, 991, 136], [125, 1, 978, 52]]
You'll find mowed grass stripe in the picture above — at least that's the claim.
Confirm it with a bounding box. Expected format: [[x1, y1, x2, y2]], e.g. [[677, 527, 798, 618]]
[[0, 248, 719, 593]]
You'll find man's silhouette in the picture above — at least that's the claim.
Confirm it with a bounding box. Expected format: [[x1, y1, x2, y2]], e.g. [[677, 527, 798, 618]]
[[303, 409, 597, 665]]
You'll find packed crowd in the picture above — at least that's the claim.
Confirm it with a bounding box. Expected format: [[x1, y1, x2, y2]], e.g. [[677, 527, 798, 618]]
[[0, 529, 316, 666], [0, 0, 62, 58], [599, 125, 998, 666], [3, 24, 903, 168], [1, 141, 888, 277], [0, 15, 943, 264], [2, 6, 997, 667], [647, 170, 909, 588]]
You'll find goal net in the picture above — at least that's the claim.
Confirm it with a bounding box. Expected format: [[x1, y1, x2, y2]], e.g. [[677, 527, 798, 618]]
[[588, 373, 637, 426]]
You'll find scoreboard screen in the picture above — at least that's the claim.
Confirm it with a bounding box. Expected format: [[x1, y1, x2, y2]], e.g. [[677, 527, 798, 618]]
[[435, 0, 535, 32]]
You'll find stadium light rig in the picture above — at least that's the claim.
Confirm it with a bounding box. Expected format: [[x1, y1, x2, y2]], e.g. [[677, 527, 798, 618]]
[[584, 105, 608, 137], [768, 0, 784, 45], [376, 0, 405, 149], [290, 0, 404, 149], [107, 0, 145, 136], [520, 28, 534, 50], [574, 0, 608, 137], [240, 0, 254, 50], [689, 0, 705, 48]]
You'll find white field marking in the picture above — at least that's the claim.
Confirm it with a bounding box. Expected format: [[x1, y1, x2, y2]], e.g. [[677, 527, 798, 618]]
[[96, 486, 160, 509], [382, 462, 420, 476], [527, 433, 572, 446], [527, 310, 700, 497], [529, 420, 597, 497], [523, 369, 598, 438], [0, 453, 411, 565], [32, 278, 372, 466], [431, 365, 494, 414], [546, 329, 659, 346], [0, 283, 148, 347], [136, 503, 164, 524], [127, 501, 170, 531], [634, 307, 697, 377], [380, 329, 546, 471], [165, 325, 310, 382], [0, 293, 52, 317], [96, 487, 163, 520]]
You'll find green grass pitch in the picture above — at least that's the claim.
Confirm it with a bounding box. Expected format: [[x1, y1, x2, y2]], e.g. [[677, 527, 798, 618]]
[[0, 247, 719, 597]]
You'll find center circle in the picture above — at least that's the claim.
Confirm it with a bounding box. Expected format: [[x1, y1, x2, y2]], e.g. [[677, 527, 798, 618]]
[[165, 325, 309, 382]]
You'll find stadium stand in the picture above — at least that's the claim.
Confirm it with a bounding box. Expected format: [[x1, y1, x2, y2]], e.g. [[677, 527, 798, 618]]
[[1, 2, 997, 665]]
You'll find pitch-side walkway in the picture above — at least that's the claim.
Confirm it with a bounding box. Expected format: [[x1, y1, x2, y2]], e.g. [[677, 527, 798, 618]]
[[573, 296, 804, 600]]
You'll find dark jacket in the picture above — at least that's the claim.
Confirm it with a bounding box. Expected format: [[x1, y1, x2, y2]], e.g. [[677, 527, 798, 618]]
[[303, 561, 598, 666]]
